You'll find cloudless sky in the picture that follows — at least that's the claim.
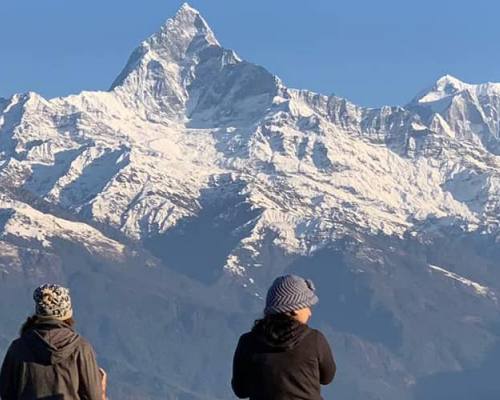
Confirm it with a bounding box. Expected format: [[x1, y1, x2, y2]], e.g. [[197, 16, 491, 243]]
[[1, 0, 499, 107]]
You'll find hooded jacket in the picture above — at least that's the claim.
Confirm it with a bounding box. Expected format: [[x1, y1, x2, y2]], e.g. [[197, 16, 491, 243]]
[[232, 316, 336, 400], [0, 319, 102, 400]]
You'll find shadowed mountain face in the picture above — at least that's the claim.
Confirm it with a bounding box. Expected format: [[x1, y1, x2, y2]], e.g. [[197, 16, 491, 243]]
[[289, 247, 404, 350], [146, 183, 262, 284], [414, 340, 500, 400], [0, 3, 499, 400]]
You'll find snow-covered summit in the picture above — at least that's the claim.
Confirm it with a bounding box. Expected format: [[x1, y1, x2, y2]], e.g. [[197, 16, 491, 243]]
[[414, 74, 469, 104], [110, 2, 232, 117], [108, 3, 283, 125], [408, 75, 500, 154], [412, 74, 500, 107], [116, 1, 219, 73]]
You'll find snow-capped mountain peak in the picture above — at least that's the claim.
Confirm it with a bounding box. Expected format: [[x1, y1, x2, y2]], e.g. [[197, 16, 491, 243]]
[[152, 2, 219, 56], [434, 74, 467, 90], [109, 3, 252, 120], [414, 74, 469, 105], [408, 74, 500, 154], [109, 4, 283, 126]]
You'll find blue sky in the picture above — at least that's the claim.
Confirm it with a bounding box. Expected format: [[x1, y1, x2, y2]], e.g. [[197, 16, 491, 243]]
[[1, 0, 499, 107]]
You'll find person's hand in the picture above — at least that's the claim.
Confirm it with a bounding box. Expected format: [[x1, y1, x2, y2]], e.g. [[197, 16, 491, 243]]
[[99, 368, 107, 400]]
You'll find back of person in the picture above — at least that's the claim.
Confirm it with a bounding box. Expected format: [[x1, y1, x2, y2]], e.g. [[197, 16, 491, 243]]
[[232, 275, 336, 400], [234, 317, 334, 399], [0, 284, 103, 400]]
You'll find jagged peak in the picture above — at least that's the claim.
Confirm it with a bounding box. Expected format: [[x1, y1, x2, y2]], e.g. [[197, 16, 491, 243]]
[[110, 4, 220, 90], [177, 2, 200, 17], [153, 3, 219, 50], [428, 74, 468, 95], [410, 74, 500, 108], [410, 74, 470, 106], [435, 74, 465, 87], [3, 91, 45, 107], [433, 75, 500, 98]]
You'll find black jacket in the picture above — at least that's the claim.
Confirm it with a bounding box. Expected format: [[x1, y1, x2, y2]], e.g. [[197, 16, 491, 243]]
[[232, 317, 336, 400], [0, 319, 102, 400]]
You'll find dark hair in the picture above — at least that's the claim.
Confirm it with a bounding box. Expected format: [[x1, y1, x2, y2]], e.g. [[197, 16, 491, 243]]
[[253, 312, 299, 337], [20, 315, 75, 336]]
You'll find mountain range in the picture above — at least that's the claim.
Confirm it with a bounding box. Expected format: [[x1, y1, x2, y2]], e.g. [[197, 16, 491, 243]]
[[1, 4, 499, 399]]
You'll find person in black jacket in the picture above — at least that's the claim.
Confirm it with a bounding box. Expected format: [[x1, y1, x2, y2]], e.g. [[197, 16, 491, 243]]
[[0, 284, 105, 400], [232, 274, 336, 400]]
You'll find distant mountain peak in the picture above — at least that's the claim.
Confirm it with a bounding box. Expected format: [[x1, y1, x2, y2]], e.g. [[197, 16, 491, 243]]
[[108, 3, 281, 124], [433, 74, 468, 95], [435, 74, 465, 88], [110, 3, 219, 92], [156, 2, 219, 49], [413, 74, 469, 105], [178, 2, 199, 14]]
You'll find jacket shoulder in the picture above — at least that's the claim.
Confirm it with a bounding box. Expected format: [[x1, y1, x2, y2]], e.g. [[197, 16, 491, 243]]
[[310, 328, 327, 340], [237, 331, 254, 346], [240, 331, 253, 340], [309, 328, 331, 348], [8, 337, 24, 350], [76, 335, 96, 352], [6, 336, 28, 357]]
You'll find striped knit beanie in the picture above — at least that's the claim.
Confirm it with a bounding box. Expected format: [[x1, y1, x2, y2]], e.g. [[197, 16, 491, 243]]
[[33, 284, 73, 321], [264, 274, 319, 315]]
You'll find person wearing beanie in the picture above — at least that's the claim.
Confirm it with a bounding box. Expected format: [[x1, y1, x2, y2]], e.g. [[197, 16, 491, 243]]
[[232, 274, 336, 400], [0, 284, 106, 400]]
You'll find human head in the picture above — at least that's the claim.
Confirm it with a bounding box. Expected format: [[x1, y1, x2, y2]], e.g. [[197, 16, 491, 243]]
[[33, 284, 73, 321], [264, 274, 318, 322]]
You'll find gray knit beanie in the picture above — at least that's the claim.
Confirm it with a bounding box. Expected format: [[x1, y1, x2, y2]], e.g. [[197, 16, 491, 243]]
[[264, 274, 319, 315], [33, 284, 73, 321]]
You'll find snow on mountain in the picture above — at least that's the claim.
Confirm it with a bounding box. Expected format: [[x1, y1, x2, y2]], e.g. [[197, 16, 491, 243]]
[[428, 263, 495, 299], [1, 3, 500, 400], [0, 195, 124, 259], [414, 75, 470, 105], [410, 74, 500, 155]]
